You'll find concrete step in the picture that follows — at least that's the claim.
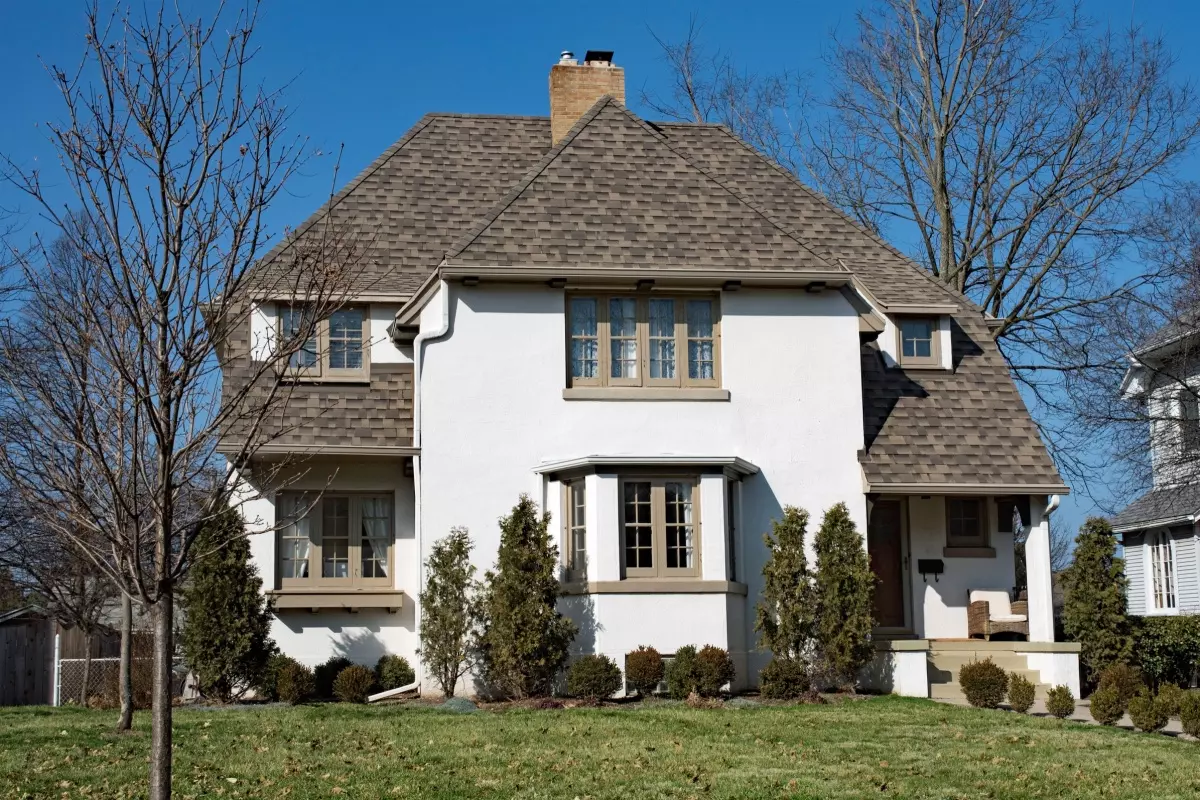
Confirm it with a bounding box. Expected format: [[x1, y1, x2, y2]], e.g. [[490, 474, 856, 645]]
[[930, 678, 1052, 701], [930, 666, 1044, 686], [929, 652, 1031, 670]]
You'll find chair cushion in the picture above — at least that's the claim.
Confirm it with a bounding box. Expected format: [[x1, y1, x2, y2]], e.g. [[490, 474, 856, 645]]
[[969, 589, 1013, 617], [990, 614, 1027, 624]]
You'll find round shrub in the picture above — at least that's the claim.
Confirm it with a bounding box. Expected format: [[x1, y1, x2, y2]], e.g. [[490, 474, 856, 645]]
[[958, 658, 1008, 709], [276, 661, 315, 705], [259, 653, 301, 701], [567, 654, 622, 700], [315, 656, 354, 699], [1128, 691, 1169, 733], [665, 645, 698, 700], [1179, 691, 1200, 738], [1155, 683, 1186, 718], [1088, 684, 1126, 726], [1006, 672, 1036, 714], [375, 655, 416, 691], [625, 646, 665, 698], [694, 645, 736, 697], [1045, 685, 1075, 719], [333, 665, 377, 704], [1096, 663, 1143, 705], [760, 657, 811, 700]]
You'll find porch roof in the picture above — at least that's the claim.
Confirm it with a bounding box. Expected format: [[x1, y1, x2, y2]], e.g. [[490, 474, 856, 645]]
[[533, 454, 759, 479]]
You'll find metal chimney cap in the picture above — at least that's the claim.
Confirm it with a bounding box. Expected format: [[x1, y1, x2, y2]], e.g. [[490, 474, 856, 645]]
[[559, 50, 576, 64]]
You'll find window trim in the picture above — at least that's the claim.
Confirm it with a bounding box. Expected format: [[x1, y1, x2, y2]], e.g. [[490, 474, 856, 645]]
[[566, 292, 720, 390], [277, 304, 371, 382], [1179, 390, 1200, 454], [897, 316, 941, 369], [945, 496, 987, 549], [619, 476, 701, 580], [276, 491, 395, 590], [562, 480, 587, 582], [1145, 528, 1178, 614]]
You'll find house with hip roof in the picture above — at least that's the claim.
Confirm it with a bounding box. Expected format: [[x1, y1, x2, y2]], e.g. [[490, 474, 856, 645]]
[[219, 50, 1079, 699]]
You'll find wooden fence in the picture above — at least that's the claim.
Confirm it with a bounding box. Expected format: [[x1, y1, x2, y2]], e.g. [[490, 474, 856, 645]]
[[0, 618, 54, 706]]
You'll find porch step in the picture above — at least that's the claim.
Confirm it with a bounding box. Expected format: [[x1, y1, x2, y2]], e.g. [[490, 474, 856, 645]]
[[926, 644, 1051, 701], [929, 678, 1052, 701]]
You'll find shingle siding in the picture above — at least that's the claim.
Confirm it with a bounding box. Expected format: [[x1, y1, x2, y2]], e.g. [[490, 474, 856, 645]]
[[1125, 531, 1147, 615]]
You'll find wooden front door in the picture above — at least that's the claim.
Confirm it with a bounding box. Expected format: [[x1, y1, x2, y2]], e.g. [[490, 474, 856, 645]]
[[868, 500, 906, 628]]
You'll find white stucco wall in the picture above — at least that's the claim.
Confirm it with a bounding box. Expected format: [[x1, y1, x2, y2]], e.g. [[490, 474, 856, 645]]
[[241, 460, 418, 668], [906, 496, 1016, 639], [417, 283, 869, 687]]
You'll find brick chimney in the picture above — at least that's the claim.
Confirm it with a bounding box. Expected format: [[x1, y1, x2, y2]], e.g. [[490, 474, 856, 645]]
[[549, 50, 625, 145]]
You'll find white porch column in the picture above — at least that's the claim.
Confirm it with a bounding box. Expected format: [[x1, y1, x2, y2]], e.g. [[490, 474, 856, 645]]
[[1024, 495, 1056, 643]]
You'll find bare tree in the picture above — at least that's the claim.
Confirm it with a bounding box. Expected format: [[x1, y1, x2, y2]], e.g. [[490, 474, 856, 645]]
[[645, 2, 1200, 491], [0, 3, 359, 795]]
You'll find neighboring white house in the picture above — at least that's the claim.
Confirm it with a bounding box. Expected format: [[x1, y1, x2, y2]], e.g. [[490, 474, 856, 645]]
[[1114, 314, 1200, 617], [222, 50, 1079, 699]]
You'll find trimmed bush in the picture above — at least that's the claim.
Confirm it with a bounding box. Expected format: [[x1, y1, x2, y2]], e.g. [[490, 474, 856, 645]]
[[567, 655, 622, 700], [333, 665, 377, 704], [1088, 684, 1125, 725], [1061, 518, 1132, 687], [625, 646, 665, 698], [1007, 673, 1036, 714], [1045, 685, 1075, 719], [1133, 616, 1200, 689], [1096, 663, 1144, 706], [315, 656, 353, 699], [1128, 691, 1169, 733], [418, 528, 479, 698], [755, 506, 815, 662], [665, 646, 698, 700], [694, 646, 736, 697], [760, 658, 811, 700], [259, 654, 301, 701], [1157, 683, 1186, 718], [277, 662, 315, 705], [812, 504, 875, 690], [1179, 691, 1200, 738], [958, 658, 1008, 709], [375, 655, 416, 691]]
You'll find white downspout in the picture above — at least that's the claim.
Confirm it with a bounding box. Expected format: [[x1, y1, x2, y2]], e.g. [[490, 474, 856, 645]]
[[406, 280, 452, 693]]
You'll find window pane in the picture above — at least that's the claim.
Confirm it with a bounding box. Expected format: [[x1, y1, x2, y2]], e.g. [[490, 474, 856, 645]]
[[623, 481, 653, 569], [901, 319, 934, 360], [649, 299, 676, 379], [322, 497, 351, 579], [281, 307, 318, 369], [570, 298, 599, 379], [360, 497, 391, 579], [947, 498, 982, 545], [279, 495, 312, 579], [664, 482, 695, 570], [609, 298, 638, 379], [1150, 532, 1176, 610], [569, 482, 587, 573], [686, 300, 715, 380], [329, 309, 364, 370]]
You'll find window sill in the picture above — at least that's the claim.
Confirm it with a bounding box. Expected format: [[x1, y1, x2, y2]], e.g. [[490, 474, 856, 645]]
[[282, 376, 371, 386], [268, 589, 404, 612], [562, 387, 730, 401], [942, 547, 996, 558], [560, 580, 747, 595]]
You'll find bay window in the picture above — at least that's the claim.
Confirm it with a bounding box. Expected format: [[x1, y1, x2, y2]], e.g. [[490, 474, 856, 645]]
[[563, 481, 587, 581], [568, 294, 719, 388], [621, 477, 699, 579], [277, 493, 394, 589]]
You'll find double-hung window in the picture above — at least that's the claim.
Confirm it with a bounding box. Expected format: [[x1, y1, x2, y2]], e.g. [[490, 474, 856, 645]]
[[277, 493, 394, 589], [568, 295, 719, 388], [278, 305, 369, 381], [621, 477, 699, 579], [1147, 529, 1177, 612]]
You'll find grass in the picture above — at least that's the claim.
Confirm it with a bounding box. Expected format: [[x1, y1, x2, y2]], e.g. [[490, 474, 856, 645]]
[[1, 696, 1198, 799]]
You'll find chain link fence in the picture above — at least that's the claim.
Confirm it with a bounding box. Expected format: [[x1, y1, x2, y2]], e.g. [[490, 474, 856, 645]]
[[55, 655, 186, 707]]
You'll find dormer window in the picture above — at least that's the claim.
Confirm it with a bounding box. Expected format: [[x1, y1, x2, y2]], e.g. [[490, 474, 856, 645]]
[[898, 317, 940, 368], [278, 305, 369, 382]]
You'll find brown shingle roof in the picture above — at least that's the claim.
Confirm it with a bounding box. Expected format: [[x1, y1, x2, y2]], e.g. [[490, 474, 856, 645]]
[[241, 99, 1064, 491]]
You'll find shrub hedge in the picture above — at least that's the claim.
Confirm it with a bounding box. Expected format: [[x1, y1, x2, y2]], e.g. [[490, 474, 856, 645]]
[[567, 655, 622, 700], [1156, 683, 1186, 718], [1179, 691, 1200, 738]]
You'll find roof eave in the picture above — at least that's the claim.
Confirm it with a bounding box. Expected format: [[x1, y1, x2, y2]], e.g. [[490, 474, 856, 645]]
[[864, 481, 1071, 496], [1113, 513, 1198, 535]]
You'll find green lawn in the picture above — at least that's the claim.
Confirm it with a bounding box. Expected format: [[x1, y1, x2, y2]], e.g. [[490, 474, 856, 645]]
[[1, 696, 1197, 799]]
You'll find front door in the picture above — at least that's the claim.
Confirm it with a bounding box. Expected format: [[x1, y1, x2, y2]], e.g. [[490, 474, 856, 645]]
[[868, 500, 906, 628]]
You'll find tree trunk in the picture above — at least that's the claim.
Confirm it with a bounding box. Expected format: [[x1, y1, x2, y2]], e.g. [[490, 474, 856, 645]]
[[116, 593, 133, 732], [148, 593, 173, 800], [79, 644, 92, 706]]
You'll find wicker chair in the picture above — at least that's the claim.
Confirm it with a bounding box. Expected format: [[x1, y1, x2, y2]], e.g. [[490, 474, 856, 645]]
[[967, 589, 1028, 640]]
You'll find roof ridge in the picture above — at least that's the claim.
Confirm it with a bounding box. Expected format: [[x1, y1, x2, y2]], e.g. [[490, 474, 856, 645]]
[[610, 105, 842, 273], [443, 96, 618, 261], [422, 112, 550, 121], [252, 114, 441, 273], [705, 125, 986, 316]]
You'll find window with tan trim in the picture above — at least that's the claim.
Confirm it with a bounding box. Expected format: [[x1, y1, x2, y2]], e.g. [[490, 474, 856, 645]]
[[276, 492, 393, 589], [278, 305, 370, 381], [897, 316, 939, 368], [567, 294, 719, 388], [620, 477, 699, 579], [562, 481, 587, 581], [945, 497, 986, 548]]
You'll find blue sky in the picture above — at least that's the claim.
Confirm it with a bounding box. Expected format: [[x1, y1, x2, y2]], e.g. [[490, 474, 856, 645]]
[[3, 0, 1200, 534]]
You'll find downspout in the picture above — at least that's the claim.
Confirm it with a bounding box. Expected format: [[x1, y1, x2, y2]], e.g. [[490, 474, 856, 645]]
[[1044, 494, 1061, 517], [397, 280, 451, 693]]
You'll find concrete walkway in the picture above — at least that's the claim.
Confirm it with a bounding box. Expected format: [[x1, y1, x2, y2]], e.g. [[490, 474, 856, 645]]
[[933, 696, 1190, 737]]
